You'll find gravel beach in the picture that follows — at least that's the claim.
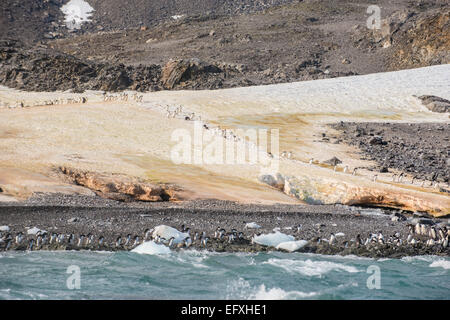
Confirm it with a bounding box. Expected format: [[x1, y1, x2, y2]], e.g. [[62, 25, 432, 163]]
[[0, 193, 448, 258]]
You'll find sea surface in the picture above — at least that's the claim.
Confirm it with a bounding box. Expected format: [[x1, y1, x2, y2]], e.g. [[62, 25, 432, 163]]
[[0, 250, 449, 300]]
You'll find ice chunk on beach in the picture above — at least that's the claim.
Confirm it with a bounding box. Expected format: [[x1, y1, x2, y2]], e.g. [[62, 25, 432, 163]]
[[171, 15, 185, 20], [245, 222, 261, 229], [276, 240, 308, 252], [253, 231, 295, 247], [152, 225, 189, 244], [335, 232, 345, 237], [61, 0, 95, 30], [131, 241, 171, 255], [27, 227, 45, 235], [0, 226, 9, 232]]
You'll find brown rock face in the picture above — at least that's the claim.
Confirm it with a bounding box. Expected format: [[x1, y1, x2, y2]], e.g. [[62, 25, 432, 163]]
[[60, 167, 178, 202], [161, 58, 222, 89], [418, 95, 450, 113]]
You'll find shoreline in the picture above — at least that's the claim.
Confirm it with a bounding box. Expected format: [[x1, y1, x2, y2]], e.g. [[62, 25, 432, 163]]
[[1, 194, 448, 259]]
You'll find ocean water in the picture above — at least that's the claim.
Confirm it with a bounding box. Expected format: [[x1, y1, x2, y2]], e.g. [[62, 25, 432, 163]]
[[0, 251, 449, 300]]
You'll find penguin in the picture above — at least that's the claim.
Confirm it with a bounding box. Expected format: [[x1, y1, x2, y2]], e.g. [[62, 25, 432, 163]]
[[193, 232, 199, 242], [309, 158, 314, 165], [356, 234, 362, 246], [168, 237, 175, 248], [98, 236, 105, 246], [115, 236, 122, 247], [420, 224, 427, 236], [238, 232, 244, 240], [185, 236, 192, 248], [296, 224, 302, 233], [407, 233, 413, 243], [343, 166, 348, 173], [201, 236, 209, 247], [219, 228, 226, 240], [58, 234, 66, 244], [329, 233, 336, 245], [78, 235, 85, 247], [36, 235, 42, 248], [42, 234, 48, 245], [410, 238, 417, 245], [443, 236, 448, 249], [378, 231, 384, 242], [214, 227, 221, 239], [125, 234, 132, 246], [415, 223, 421, 235], [364, 237, 370, 246], [28, 239, 34, 251], [352, 168, 358, 176], [133, 236, 140, 247], [87, 234, 94, 245], [430, 227, 437, 240], [50, 233, 57, 244], [5, 239, 11, 251], [438, 228, 445, 241], [373, 175, 378, 182], [144, 228, 152, 241], [228, 233, 235, 243], [68, 234, 74, 245], [15, 232, 23, 245], [392, 174, 397, 182]]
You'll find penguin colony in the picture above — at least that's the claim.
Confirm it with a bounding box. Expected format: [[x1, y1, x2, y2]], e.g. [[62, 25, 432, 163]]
[[0, 222, 448, 255]]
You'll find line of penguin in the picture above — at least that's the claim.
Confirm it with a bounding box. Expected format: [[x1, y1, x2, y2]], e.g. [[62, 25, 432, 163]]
[[102, 92, 143, 103], [0, 221, 448, 253], [320, 223, 449, 250], [1, 97, 88, 109], [0, 225, 251, 252], [306, 157, 448, 191]]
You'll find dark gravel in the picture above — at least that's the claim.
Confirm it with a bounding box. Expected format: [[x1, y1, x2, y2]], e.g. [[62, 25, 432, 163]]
[[330, 122, 450, 184]]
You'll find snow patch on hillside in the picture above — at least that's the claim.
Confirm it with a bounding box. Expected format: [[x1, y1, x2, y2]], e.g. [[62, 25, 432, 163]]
[[61, 0, 95, 30]]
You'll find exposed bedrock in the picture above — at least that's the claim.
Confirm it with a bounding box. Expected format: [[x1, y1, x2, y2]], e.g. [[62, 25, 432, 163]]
[[59, 167, 178, 202], [260, 173, 450, 217]]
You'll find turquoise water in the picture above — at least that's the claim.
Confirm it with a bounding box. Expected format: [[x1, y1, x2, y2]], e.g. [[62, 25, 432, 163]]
[[0, 251, 449, 300]]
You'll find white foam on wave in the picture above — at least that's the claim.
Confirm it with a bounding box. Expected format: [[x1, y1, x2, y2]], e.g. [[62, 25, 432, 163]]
[[429, 260, 450, 270], [249, 284, 317, 300], [401, 255, 438, 263], [264, 258, 359, 277], [226, 278, 318, 300], [131, 241, 171, 255], [61, 0, 95, 30], [252, 231, 294, 247]]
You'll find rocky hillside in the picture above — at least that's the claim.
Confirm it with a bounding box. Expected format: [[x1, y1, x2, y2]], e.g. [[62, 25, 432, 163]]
[[0, 0, 449, 92]]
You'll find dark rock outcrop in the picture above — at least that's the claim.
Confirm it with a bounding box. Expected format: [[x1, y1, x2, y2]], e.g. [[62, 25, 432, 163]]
[[418, 95, 450, 113]]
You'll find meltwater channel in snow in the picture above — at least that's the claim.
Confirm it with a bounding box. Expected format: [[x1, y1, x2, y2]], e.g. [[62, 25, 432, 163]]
[[0, 251, 449, 300], [61, 0, 95, 30]]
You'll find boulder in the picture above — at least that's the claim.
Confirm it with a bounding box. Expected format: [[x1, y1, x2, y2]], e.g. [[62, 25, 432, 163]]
[[418, 95, 450, 113], [323, 157, 342, 166], [161, 58, 221, 89]]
